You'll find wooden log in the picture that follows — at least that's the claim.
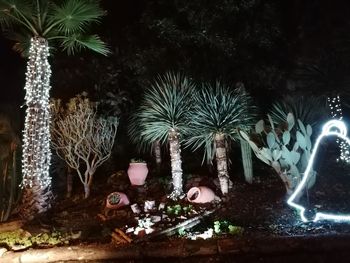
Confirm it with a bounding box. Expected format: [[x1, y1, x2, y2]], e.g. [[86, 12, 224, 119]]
[[111, 233, 128, 244], [135, 208, 217, 243], [114, 228, 132, 243]]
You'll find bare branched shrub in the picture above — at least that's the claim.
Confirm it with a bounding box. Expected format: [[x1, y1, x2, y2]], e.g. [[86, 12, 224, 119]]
[[51, 94, 118, 198]]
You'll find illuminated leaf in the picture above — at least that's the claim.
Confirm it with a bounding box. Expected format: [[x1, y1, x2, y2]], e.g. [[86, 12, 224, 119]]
[[306, 124, 312, 136], [287, 113, 294, 131], [260, 148, 272, 162], [272, 149, 281, 161], [272, 161, 281, 173], [290, 151, 300, 164], [293, 141, 299, 151], [282, 131, 290, 145], [296, 131, 306, 149], [281, 145, 291, 162], [266, 132, 275, 149], [298, 119, 306, 135], [255, 120, 264, 134], [239, 130, 250, 142]]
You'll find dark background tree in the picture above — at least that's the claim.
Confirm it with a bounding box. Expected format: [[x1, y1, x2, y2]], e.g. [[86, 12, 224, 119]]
[[0, 0, 349, 102], [50, 0, 289, 107], [1, 0, 350, 170]]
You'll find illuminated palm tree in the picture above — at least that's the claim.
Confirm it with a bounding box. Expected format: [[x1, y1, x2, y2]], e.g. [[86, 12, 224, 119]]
[[128, 72, 195, 199], [187, 82, 255, 195], [0, 0, 109, 218]]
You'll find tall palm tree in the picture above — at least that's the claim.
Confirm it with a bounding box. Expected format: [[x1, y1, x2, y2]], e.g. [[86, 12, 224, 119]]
[[128, 72, 195, 200], [187, 82, 255, 195], [0, 0, 108, 218]]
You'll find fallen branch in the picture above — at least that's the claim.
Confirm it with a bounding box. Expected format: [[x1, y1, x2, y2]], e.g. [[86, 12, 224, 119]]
[[135, 208, 217, 243]]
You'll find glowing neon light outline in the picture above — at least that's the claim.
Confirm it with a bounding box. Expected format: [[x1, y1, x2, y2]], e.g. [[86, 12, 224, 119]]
[[287, 120, 350, 222]]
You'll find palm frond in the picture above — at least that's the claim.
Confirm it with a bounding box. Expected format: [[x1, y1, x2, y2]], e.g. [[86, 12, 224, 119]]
[[3, 29, 31, 56], [269, 95, 327, 127], [0, 0, 36, 33], [58, 34, 109, 56], [0, 0, 108, 57], [186, 82, 256, 162], [128, 72, 195, 149], [48, 0, 104, 35], [128, 110, 154, 153]]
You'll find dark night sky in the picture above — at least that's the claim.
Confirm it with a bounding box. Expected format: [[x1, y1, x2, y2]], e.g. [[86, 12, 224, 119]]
[[0, 0, 350, 104], [0, 0, 142, 104], [0, 35, 25, 103]]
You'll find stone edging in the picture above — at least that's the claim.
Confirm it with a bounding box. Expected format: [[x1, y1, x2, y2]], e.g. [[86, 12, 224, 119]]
[[2, 234, 350, 262]]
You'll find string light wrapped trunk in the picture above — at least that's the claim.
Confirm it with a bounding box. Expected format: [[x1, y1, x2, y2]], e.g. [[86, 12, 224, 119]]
[[327, 95, 350, 162], [168, 128, 184, 199], [20, 37, 53, 218]]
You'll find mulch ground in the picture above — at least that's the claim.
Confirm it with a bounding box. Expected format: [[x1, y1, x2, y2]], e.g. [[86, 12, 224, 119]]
[[3, 159, 350, 261]]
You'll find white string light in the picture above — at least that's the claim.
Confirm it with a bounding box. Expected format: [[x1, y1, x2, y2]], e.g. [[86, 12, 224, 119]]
[[327, 95, 350, 163], [168, 128, 184, 200], [21, 37, 52, 188], [287, 120, 350, 222]]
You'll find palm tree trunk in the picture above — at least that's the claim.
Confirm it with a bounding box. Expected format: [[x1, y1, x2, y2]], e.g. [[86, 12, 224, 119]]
[[20, 179, 52, 220], [168, 129, 183, 199], [215, 133, 229, 195], [240, 138, 253, 184], [20, 37, 52, 218], [153, 140, 162, 171]]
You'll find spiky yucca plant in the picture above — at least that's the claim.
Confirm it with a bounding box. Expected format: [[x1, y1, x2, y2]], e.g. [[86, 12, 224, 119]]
[[128, 72, 195, 199], [128, 114, 162, 170], [0, 0, 109, 218], [269, 96, 327, 128], [187, 82, 255, 195]]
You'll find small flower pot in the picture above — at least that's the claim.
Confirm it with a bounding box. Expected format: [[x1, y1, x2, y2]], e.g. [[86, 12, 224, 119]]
[[127, 162, 148, 186], [105, 192, 130, 210], [187, 186, 216, 203]]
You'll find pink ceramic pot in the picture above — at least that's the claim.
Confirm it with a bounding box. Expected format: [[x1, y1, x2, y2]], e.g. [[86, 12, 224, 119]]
[[106, 192, 130, 209], [127, 162, 148, 186], [187, 186, 215, 203]]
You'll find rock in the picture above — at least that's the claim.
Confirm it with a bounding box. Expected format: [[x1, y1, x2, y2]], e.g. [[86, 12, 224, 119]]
[[158, 203, 165, 210], [144, 200, 156, 212], [151, 216, 161, 223], [0, 247, 7, 257], [126, 227, 134, 233], [12, 244, 31, 251], [131, 204, 141, 214]]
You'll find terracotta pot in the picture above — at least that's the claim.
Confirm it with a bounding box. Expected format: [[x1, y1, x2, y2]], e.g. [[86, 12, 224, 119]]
[[187, 186, 215, 203], [127, 162, 148, 186], [105, 192, 130, 209]]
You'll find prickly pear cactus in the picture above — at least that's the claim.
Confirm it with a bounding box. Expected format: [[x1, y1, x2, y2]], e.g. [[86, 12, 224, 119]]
[[240, 113, 315, 195]]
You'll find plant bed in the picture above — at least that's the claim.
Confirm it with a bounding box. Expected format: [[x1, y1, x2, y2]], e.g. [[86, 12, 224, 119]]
[[3, 164, 350, 260]]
